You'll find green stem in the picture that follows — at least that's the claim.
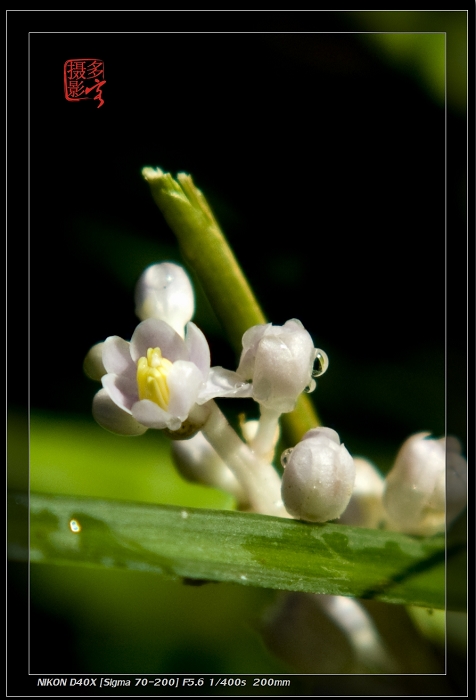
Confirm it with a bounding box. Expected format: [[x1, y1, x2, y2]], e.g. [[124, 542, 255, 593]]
[[142, 167, 320, 444]]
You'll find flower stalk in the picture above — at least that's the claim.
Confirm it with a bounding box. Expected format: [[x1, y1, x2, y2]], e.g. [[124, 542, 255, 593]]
[[191, 401, 289, 518]]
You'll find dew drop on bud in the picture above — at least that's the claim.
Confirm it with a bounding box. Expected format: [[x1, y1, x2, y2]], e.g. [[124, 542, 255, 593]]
[[312, 349, 329, 377], [281, 448, 294, 468], [304, 378, 317, 393]]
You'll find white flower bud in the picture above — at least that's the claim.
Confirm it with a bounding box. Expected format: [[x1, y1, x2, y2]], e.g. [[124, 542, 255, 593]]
[[339, 457, 385, 529], [134, 262, 194, 338], [383, 433, 444, 536], [83, 342, 106, 381], [236, 319, 327, 414], [260, 592, 397, 674], [260, 592, 355, 674], [446, 436, 467, 526], [281, 427, 355, 523], [171, 431, 247, 505], [384, 433, 467, 536]]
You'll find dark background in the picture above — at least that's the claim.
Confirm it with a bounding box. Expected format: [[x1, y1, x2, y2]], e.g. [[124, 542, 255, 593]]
[[27, 28, 459, 447], [9, 9, 469, 695]]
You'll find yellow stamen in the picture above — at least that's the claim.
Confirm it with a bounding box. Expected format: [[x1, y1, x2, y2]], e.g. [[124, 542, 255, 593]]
[[137, 347, 173, 411]]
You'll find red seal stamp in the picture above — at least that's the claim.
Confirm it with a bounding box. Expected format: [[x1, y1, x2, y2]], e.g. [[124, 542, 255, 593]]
[[64, 59, 106, 108]]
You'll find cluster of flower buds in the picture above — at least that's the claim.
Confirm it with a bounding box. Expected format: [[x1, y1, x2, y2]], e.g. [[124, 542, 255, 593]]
[[84, 262, 347, 520], [85, 262, 467, 531], [85, 260, 467, 677]]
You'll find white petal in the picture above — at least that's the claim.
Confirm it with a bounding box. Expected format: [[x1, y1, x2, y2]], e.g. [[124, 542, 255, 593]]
[[302, 427, 341, 445], [93, 389, 147, 436], [102, 373, 138, 412], [237, 323, 271, 380], [102, 336, 135, 377], [241, 322, 271, 350], [198, 366, 253, 403], [282, 318, 304, 333], [134, 262, 194, 337], [184, 322, 210, 378], [130, 318, 188, 363], [166, 360, 203, 419], [131, 399, 172, 429]]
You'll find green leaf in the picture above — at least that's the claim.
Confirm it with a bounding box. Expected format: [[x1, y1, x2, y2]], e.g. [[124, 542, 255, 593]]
[[9, 491, 452, 610]]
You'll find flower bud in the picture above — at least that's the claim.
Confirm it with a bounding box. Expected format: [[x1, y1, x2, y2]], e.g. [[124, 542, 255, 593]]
[[339, 457, 385, 529], [83, 342, 106, 381], [134, 262, 194, 337], [384, 433, 468, 535], [236, 320, 327, 414], [260, 592, 355, 674], [171, 431, 247, 505], [260, 592, 397, 674], [281, 427, 355, 522], [446, 436, 467, 526], [383, 432, 448, 536]]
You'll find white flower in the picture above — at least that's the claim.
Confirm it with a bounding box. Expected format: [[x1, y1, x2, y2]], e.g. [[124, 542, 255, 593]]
[[236, 319, 328, 414], [281, 427, 355, 523], [91, 318, 252, 436], [134, 262, 195, 337], [383, 432, 467, 536]]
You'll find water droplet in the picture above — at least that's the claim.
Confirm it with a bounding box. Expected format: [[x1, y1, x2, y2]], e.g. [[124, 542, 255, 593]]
[[281, 448, 294, 468], [312, 349, 329, 377], [304, 378, 316, 393], [69, 519, 81, 533]]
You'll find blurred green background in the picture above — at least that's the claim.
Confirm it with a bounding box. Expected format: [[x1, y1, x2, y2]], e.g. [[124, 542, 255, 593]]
[[10, 9, 467, 694]]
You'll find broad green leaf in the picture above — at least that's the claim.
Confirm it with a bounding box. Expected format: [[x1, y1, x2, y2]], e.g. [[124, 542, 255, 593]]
[[9, 491, 451, 610]]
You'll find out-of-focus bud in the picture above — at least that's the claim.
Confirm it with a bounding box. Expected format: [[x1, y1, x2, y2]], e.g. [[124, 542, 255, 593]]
[[134, 262, 194, 338], [339, 457, 385, 529], [383, 432, 461, 536], [171, 431, 248, 506], [445, 436, 467, 526], [280, 427, 355, 523], [260, 592, 397, 674], [83, 342, 106, 381]]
